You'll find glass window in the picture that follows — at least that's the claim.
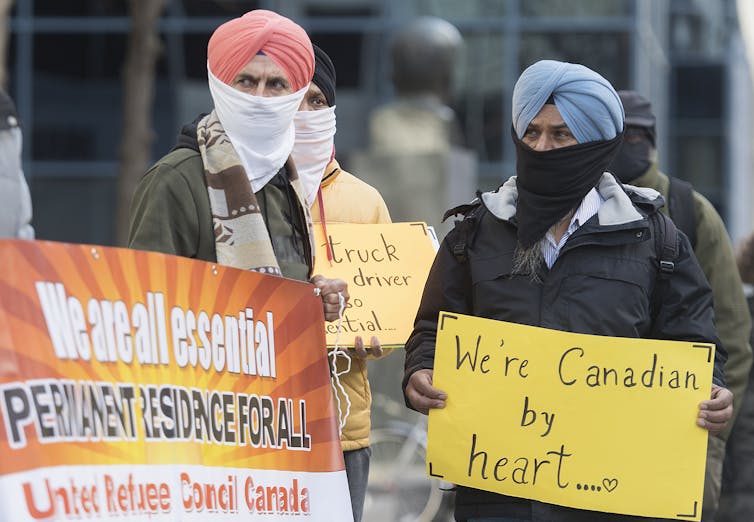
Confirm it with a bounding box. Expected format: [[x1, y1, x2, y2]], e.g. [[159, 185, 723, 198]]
[[672, 135, 723, 207], [183, 32, 211, 80], [520, 32, 630, 89], [668, 62, 725, 217], [33, 33, 127, 161], [457, 31, 507, 92], [152, 80, 184, 158], [669, 0, 728, 58], [453, 31, 506, 161], [454, 92, 505, 161], [35, 33, 128, 79], [521, 0, 632, 17], [32, 32, 173, 161], [30, 177, 117, 245], [182, 0, 261, 17], [6, 33, 17, 98], [309, 33, 364, 88], [34, 0, 129, 16], [412, 0, 505, 19], [300, 1, 380, 17], [671, 64, 723, 118]]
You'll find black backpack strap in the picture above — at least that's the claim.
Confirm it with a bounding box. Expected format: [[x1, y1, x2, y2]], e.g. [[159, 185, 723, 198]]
[[650, 211, 680, 322], [667, 176, 697, 249], [446, 202, 482, 264], [442, 203, 476, 223]]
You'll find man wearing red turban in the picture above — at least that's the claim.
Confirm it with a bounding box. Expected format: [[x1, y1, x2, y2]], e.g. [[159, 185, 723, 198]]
[[128, 10, 347, 317]]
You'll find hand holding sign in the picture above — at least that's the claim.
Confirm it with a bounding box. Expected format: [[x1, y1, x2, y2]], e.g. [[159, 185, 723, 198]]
[[353, 335, 383, 359], [406, 368, 447, 414], [310, 274, 350, 322], [697, 384, 733, 433]]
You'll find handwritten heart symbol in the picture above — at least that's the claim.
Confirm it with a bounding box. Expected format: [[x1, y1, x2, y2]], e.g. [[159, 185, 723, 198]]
[[602, 478, 618, 492]]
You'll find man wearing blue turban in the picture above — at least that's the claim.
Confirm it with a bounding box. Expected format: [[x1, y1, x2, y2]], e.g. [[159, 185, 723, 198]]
[[403, 60, 733, 521]]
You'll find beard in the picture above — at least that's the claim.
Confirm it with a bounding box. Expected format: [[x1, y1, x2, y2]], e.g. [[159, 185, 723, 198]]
[[512, 239, 545, 283]]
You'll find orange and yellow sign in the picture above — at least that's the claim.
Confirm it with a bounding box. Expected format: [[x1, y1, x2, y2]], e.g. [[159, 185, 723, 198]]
[[0, 239, 352, 521]]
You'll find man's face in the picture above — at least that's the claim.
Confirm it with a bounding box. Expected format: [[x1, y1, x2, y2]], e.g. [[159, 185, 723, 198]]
[[624, 125, 654, 151], [298, 82, 328, 111], [231, 55, 293, 97], [521, 104, 578, 151]]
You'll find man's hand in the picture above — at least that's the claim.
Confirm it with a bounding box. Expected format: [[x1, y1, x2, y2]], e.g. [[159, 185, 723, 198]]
[[310, 274, 349, 322], [405, 369, 447, 415], [697, 384, 733, 434], [353, 335, 383, 359]]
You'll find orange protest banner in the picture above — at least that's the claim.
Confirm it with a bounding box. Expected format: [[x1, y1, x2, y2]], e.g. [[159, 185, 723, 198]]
[[0, 239, 352, 521]]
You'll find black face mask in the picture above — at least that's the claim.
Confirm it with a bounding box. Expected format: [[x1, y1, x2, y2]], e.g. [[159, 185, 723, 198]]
[[609, 140, 652, 183], [513, 127, 624, 249]]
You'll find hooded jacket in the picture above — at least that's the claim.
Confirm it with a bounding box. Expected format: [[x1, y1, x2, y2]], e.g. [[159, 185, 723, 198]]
[[404, 173, 726, 522], [311, 159, 391, 226], [312, 158, 391, 451]]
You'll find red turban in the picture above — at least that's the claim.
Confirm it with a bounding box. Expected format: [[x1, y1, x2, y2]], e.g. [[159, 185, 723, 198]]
[[207, 10, 314, 92]]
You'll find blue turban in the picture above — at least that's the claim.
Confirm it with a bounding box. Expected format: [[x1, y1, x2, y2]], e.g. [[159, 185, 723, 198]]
[[512, 60, 624, 143]]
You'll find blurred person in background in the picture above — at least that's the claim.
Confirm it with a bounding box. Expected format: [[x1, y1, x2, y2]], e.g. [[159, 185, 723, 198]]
[[368, 16, 464, 154], [0, 89, 33, 239], [353, 16, 475, 239], [608, 90, 752, 522], [717, 232, 754, 522], [128, 9, 347, 320], [291, 43, 392, 522], [403, 60, 733, 522]]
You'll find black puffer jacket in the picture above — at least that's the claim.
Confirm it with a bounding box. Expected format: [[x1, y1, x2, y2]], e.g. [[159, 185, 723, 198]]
[[404, 173, 726, 522]]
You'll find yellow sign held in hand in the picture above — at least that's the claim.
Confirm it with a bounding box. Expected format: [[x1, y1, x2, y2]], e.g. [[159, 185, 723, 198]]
[[427, 312, 713, 521], [313, 223, 437, 347]]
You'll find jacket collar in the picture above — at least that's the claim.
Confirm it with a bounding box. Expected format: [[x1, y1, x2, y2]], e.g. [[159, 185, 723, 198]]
[[320, 158, 341, 188], [481, 172, 663, 226]]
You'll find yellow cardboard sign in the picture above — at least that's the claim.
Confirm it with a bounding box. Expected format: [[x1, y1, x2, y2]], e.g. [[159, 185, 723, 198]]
[[312, 222, 437, 347], [427, 312, 713, 521]]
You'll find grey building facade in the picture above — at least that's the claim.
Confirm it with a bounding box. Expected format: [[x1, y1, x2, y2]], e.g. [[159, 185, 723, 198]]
[[9, 0, 752, 244]]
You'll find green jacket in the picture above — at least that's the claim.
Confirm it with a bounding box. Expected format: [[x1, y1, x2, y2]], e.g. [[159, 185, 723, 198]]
[[129, 148, 216, 261], [633, 163, 752, 426], [128, 147, 311, 282]]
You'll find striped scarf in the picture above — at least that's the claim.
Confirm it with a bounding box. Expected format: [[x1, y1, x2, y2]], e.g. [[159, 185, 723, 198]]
[[197, 110, 314, 275]]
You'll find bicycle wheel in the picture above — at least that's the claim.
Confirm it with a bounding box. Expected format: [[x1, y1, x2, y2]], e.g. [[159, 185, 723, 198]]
[[363, 426, 445, 522]]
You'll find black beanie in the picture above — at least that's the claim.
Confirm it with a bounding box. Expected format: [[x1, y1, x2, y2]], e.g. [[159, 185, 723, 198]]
[[312, 44, 336, 107]]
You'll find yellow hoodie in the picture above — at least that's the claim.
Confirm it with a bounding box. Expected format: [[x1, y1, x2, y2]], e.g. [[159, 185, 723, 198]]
[[311, 159, 391, 451]]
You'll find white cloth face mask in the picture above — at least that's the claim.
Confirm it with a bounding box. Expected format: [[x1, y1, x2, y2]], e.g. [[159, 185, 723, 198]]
[[207, 65, 309, 192], [291, 106, 337, 207]]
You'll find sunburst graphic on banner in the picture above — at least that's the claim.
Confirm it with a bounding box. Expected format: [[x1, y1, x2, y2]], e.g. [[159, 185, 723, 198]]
[[0, 239, 343, 476]]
